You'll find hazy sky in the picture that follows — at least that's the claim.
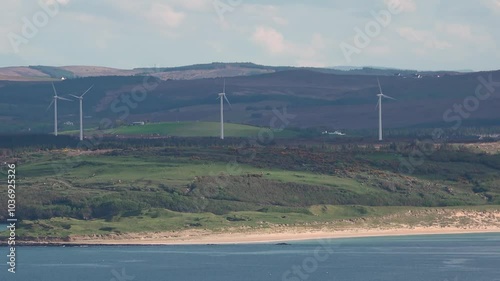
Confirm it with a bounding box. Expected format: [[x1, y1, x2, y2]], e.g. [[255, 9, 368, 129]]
[[1, 0, 499, 70]]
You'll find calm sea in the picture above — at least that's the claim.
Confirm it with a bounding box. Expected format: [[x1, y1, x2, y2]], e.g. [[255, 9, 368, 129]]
[[1, 233, 499, 281]]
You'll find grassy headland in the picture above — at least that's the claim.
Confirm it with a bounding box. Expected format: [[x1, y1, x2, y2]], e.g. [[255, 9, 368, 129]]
[[1, 137, 499, 242]]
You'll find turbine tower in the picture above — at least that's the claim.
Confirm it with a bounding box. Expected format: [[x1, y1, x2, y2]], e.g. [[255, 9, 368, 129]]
[[218, 79, 232, 139], [47, 83, 71, 136], [376, 78, 396, 141], [70, 85, 94, 141]]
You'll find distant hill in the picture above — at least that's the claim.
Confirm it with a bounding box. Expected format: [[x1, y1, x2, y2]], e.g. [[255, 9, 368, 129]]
[[0, 67, 52, 81], [0, 62, 464, 82], [0, 66, 499, 134]]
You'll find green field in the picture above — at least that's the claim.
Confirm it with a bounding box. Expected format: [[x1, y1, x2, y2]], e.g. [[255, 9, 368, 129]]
[[62, 122, 299, 138]]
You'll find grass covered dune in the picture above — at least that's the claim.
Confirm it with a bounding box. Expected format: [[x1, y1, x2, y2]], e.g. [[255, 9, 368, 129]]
[[8, 205, 500, 245], [2, 140, 500, 244]]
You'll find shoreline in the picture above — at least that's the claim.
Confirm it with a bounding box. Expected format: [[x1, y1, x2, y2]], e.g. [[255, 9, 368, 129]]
[[13, 227, 500, 246]]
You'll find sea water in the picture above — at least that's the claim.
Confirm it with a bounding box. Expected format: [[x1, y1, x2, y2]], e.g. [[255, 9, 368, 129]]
[[1, 233, 499, 281]]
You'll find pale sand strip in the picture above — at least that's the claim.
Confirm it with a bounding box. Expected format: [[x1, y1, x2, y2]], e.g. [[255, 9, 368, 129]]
[[61, 227, 500, 245]]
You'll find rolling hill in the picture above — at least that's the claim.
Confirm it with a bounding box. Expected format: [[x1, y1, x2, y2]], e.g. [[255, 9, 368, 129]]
[[0, 62, 462, 81], [0, 66, 499, 135]]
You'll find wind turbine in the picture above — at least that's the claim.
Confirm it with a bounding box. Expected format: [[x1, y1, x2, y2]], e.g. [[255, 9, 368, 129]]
[[376, 78, 396, 141], [69, 85, 94, 141], [47, 83, 72, 136], [217, 79, 232, 139]]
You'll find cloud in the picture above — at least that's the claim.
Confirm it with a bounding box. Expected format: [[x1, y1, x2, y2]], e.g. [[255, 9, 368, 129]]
[[242, 4, 288, 26], [384, 0, 417, 12], [251, 26, 329, 67], [41, 0, 70, 5], [252, 26, 286, 54], [272, 16, 288, 26], [68, 13, 118, 49], [480, 0, 500, 13], [148, 3, 185, 28], [300, 33, 327, 59], [1, 0, 499, 71], [397, 27, 452, 50], [170, 0, 211, 11], [436, 23, 491, 44], [107, 1, 185, 29]]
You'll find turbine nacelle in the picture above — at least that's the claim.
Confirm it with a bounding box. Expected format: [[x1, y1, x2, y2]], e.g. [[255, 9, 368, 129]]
[[72, 85, 94, 141], [70, 85, 94, 100], [218, 92, 232, 109], [69, 94, 83, 100], [380, 94, 396, 100], [218, 80, 232, 139], [47, 82, 72, 136], [375, 78, 397, 141]]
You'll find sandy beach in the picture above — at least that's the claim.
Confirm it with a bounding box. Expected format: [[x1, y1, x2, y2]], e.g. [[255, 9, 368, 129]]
[[53, 225, 500, 246], [13, 208, 499, 246]]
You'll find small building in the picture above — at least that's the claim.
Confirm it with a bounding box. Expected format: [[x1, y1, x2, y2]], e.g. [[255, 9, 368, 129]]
[[132, 121, 145, 126]]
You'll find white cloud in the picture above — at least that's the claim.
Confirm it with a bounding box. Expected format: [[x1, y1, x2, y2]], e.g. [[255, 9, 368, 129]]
[[61, 12, 119, 50], [107, 1, 185, 29], [41, 0, 70, 5], [252, 26, 329, 67], [0, 0, 499, 70], [384, 0, 417, 12], [299, 33, 327, 60], [242, 4, 288, 26], [436, 22, 494, 47], [170, 0, 211, 11], [272, 16, 288, 26], [148, 3, 185, 28], [397, 27, 452, 50], [480, 0, 500, 13], [252, 26, 286, 54]]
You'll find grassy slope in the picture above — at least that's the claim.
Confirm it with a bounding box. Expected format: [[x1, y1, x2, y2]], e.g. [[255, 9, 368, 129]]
[[62, 122, 298, 138], [2, 144, 500, 240]]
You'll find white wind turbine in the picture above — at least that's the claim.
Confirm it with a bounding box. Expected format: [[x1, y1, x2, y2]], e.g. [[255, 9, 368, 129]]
[[69, 85, 94, 141], [47, 83, 72, 136], [217, 79, 232, 139], [376, 78, 396, 141]]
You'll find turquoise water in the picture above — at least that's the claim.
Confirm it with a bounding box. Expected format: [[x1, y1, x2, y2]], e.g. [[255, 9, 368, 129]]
[[1, 233, 499, 281]]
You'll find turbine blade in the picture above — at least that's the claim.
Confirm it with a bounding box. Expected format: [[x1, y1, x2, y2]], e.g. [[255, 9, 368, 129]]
[[223, 79, 226, 94], [382, 94, 396, 100], [375, 99, 380, 109], [57, 96, 72, 101], [223, 94, 232, 109], [46, 99, 54, 112], [69, 94, 80, 99], [377, 77, 383, 95], [81, 84, 94, 97], [52, 82, 58, 97]]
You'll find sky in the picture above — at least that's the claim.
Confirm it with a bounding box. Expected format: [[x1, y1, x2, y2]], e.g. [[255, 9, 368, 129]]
[[0, 0, 499, 71]]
